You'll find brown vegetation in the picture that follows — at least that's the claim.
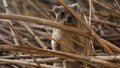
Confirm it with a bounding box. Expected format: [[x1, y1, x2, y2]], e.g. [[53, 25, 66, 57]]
[[0, 0, 120, 68]]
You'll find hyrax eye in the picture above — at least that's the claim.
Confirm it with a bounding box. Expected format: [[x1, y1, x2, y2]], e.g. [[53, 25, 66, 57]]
[[60, 11, 65, 18], [68, 16, 73, 21]]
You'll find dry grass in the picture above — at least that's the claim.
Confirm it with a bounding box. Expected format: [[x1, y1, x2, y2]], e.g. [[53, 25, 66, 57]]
[[0, 0, 120, 68]]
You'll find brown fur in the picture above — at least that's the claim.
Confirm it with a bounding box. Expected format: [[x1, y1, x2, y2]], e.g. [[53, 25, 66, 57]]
[[52, 4, 87, 68], [52, 4, 79, 52]]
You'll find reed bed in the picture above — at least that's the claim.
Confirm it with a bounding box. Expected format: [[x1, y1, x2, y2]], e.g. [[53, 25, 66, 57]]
[[0, 0, 120, 68]]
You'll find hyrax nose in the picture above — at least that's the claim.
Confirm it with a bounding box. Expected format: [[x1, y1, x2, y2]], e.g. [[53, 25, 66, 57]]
[[64, 15, 73, 23]]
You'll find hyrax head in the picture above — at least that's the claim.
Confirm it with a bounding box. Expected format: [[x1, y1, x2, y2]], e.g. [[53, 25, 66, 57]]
[[53, 4, 79, 26]]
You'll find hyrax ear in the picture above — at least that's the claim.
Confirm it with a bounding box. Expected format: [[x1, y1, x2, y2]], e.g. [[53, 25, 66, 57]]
[[72, 3, 80, 11], [53, 6, 60, 13]]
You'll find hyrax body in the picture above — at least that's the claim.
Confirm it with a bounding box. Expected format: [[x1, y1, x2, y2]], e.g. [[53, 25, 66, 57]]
[[52, 4, 79, 53], [51, 4, 85, 68]]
